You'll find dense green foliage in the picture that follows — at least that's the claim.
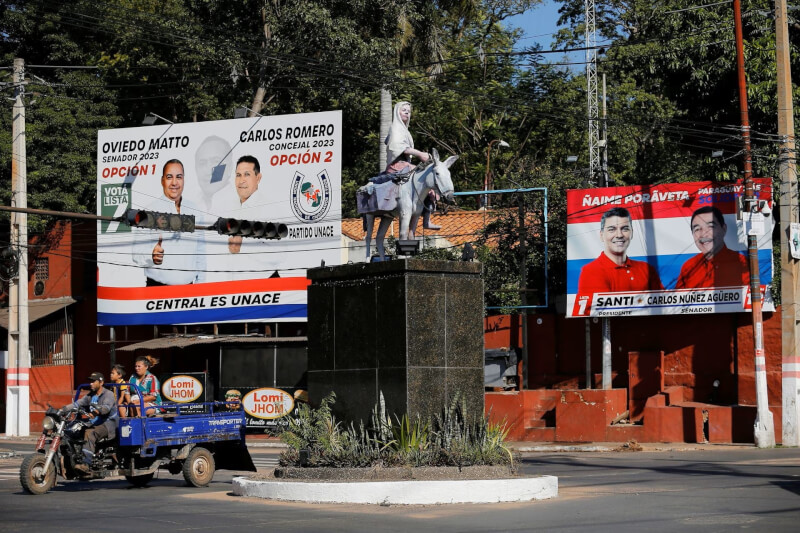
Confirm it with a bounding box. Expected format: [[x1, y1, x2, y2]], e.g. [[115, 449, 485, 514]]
[[1, 0, 797, 303], [556, 0, 799, 185], [279, 392, 515, 468]]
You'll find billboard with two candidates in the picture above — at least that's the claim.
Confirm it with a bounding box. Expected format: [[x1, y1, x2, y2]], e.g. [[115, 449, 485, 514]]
[[566, 180, 774, 318], [96, 111, 342, 326]]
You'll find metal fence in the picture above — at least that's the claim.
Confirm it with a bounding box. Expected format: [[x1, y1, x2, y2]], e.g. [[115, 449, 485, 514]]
[[31, 310, 73, 367]]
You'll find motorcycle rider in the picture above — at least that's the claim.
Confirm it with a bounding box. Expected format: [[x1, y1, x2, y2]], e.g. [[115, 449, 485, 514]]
[[62, 372, 118, 472]]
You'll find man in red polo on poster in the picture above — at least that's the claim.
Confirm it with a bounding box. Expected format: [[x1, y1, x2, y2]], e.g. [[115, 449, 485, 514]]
[[577, 207, 664, 300], [675, 206, 749, 289]]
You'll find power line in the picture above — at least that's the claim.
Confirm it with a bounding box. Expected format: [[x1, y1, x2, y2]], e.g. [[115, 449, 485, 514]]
[[27, 64, 99, 69], [663, 0, 733, 15], [7, 0, 790, 183]]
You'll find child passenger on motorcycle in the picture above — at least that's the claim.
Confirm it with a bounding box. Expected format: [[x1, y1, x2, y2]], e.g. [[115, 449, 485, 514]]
[[129, 355, 162, 417], [110, 364, 131, 417], [62, 371, 119, 473]]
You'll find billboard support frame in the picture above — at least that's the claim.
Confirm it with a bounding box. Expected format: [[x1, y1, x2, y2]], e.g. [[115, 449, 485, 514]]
[[454, 187, 549, 391]]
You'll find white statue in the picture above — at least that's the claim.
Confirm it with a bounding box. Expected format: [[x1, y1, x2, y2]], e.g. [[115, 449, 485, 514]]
[[362, 148, 458, 261]]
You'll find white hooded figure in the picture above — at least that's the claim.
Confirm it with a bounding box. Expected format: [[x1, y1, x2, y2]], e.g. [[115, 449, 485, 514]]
[[193, 135, 233, 221], [383, 101, 440, 229]]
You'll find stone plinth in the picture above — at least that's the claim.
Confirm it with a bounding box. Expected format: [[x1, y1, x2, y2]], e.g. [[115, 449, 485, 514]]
[[307, 259, 484, 425]]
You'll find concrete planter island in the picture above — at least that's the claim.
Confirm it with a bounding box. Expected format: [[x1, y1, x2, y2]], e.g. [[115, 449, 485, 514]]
[[232, 470, 559, 505]]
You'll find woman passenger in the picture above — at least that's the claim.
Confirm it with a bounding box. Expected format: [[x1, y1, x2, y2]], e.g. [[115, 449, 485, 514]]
[[129, 355, 162, 416]]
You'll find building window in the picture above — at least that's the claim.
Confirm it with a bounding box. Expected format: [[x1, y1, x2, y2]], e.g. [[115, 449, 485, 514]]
[[35, 258, 49, 281]]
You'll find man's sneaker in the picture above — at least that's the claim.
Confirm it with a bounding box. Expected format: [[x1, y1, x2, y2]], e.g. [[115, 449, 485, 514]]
[[73, 463, 90, 474]]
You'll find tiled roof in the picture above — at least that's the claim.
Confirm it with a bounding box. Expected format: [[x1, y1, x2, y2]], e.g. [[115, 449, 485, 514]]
[[341, 209, 496, 248]]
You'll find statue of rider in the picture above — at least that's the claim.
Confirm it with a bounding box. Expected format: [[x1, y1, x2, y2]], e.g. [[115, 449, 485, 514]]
[[384, 101, 441, 230]]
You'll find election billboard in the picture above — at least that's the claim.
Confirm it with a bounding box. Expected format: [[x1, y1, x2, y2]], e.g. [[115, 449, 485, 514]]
[[96, 111, 342, 326], [566, 180, 774, 318]]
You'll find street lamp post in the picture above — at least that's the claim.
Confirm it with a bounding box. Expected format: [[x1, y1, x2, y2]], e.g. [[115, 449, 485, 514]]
[[484, 139, 509, 208]]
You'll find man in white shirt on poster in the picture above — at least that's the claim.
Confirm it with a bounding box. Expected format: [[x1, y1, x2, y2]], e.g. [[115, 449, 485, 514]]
[[132, 159, 206, 286], [213, 155, 278, 279]]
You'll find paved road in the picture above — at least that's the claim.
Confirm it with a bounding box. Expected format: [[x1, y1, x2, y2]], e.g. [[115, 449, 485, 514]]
[[1, 444, 798, 532]]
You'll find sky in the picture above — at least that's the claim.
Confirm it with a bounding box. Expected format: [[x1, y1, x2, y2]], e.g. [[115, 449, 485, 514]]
[[504, 0, 564, 50], [502, 1, 585, 67]]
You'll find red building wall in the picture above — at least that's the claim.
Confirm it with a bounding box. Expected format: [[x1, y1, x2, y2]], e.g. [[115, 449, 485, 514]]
[[70, 221, 105, 388], [28, 365, 75, 432], [28, 220, 73, 301], [2, 221, 106, 431], [485, 309, 784, 443]]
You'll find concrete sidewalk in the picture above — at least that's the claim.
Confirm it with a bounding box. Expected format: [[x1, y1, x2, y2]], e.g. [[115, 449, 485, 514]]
[[507, 440, 758, 453]]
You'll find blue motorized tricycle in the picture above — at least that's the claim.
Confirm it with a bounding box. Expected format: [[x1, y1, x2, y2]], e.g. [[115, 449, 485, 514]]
[[20, 383, 255, 494]]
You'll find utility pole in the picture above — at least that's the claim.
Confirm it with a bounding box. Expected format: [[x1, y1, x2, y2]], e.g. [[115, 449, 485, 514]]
[[519, 197, 528, 389], [775, 0, 800, 447], [585, 0, 612, 390], [600, 73, 612, 390], [586, 75, 611, 390], [601, 73, 609, 187], [6, 57, 30, 436], [379, 89, 392, 171], [733, 1, 775, 447]]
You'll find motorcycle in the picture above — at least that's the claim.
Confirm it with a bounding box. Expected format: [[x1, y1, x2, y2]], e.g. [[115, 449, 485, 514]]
[[20, 405, 119, 494]]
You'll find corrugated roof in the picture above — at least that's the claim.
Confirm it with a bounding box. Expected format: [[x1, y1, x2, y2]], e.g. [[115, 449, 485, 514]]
[[0, 297, 77, 330], [116, 335, 307, 352]]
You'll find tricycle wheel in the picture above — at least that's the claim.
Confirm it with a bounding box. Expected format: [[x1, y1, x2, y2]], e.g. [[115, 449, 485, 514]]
[[20, 453, 56, 495], [125, 473, 154, 487], [182, 447, 215, 487]]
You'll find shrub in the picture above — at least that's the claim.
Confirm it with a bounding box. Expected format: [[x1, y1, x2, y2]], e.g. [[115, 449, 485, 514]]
[[279, 391, 516, 469]]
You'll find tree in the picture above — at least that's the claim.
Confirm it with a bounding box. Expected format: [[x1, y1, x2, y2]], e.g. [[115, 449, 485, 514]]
[[0, 2, 120, 227], [554, 0, 800, 184]]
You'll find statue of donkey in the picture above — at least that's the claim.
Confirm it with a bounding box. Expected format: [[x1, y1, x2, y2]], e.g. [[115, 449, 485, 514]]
[[363, 148, 458, 261]]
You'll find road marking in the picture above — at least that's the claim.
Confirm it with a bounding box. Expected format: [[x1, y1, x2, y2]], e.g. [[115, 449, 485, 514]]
[[728, 457, 800, 466], [253, 457, 279, 468], [0, 468, 20, 480], [683, 514, 761, 525]]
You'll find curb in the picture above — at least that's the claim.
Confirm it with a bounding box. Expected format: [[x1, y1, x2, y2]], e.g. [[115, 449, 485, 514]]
[[0, 436, 37, 442], [0, 449, 16, 459], [232, 475, 558, 505], [246, 442, 287, 449], [515, 445, 616, 453], [511, 442, 755, 453]]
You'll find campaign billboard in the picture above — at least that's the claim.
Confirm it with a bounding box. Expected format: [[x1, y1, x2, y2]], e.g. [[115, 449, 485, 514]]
[[566, 180, 774, 318], [96, 111, 342, 325]]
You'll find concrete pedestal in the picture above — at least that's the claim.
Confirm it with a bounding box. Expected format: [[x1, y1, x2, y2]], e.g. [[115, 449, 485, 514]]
[[307, 259, 484, 425]]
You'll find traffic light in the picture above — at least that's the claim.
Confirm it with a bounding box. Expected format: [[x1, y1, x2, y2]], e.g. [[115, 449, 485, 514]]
[[0, 246, 19, 280], [123, 209, 195, 232], [213, 218, 288, 240]]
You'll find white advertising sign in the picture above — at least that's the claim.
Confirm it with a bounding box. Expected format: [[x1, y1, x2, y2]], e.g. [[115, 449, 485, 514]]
[[243, 387, 295, 420], [161, 375, 203, 403]]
